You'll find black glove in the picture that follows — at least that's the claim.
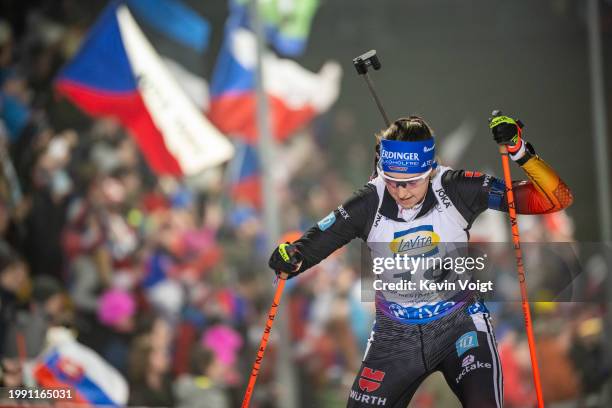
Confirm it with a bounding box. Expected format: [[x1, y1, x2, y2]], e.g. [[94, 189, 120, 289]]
[[268, 243, 304, 279], [488, 110, 526, 159]]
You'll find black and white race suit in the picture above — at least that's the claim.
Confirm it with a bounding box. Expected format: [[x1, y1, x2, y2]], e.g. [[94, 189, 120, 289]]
[[294, 165, 510, 407]]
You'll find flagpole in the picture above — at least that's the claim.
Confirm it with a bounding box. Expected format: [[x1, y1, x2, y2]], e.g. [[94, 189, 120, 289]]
[[587, 0, 611, 243], [250, 1, 298, 407], [587, 0, 612, 386]]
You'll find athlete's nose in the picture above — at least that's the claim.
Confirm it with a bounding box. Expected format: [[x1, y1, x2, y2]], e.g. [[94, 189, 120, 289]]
[[398, 187, 411, 199]]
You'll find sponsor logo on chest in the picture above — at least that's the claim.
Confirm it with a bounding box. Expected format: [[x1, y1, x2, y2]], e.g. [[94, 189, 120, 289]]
[[389, 225, 440, 256]]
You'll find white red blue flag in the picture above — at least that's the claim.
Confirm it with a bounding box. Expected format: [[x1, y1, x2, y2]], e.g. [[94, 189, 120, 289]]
[[33, 329, 128, 406], [56, 2, 233, 176], [208, 15, 341, 144]]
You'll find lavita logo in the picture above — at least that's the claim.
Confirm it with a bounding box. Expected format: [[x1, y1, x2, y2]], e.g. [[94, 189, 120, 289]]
[[423, 144, 435, 153], [389, 225, 440, 256]]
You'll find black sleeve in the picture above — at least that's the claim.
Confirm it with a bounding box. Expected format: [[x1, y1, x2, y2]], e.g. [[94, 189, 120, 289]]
[[441, 170, 507, 229], [294, 183, 379, 272]]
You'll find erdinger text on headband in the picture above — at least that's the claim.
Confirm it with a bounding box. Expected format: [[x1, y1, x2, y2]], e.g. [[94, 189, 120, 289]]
[[379, 138, 436, 173]]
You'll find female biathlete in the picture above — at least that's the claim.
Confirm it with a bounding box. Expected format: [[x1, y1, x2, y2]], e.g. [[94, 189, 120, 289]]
[[268, 112, 573, 407]]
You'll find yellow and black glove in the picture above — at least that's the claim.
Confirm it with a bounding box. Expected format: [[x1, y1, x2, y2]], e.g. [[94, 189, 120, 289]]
[[268, 243, 304, 279], [489, 110, 527, 161]]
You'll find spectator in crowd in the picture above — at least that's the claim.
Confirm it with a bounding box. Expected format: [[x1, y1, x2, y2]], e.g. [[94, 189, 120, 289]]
[[128, 334, 175, 407], [0, 357, 22, 387], [3, 274, 68, 359], [174, 346, 229, 408], [0, 241, 27, 357], [570, 309, 609, 407], [96, 288, 137, 376]]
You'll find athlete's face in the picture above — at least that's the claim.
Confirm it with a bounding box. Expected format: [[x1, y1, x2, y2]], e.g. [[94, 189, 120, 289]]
[[383, 171, 430, 209]]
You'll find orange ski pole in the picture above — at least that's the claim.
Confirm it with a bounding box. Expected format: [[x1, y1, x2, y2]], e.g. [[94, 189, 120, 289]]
[[499, 145, 545, 408], [241, 273, 288, 408]]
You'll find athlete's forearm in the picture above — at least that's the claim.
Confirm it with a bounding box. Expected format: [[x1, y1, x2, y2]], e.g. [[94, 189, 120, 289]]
[[294, 226, 352, 271], [294, 183, 379, 273], [513, 155, 573, 214]]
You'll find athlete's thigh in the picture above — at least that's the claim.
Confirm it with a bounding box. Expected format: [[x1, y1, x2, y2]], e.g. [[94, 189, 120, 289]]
[[347, 328, 429, 408], [346, 358, 429, 408], [439, 313, 503, 408]]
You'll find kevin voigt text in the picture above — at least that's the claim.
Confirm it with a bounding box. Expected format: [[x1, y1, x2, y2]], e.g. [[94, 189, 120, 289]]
[[373, 279, 494, 293]]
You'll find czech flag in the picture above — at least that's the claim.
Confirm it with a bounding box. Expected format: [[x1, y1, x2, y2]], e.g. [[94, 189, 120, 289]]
[[33, 331, 128, 406], [56, 2, 233, 176], [208, 16, 341, 144], [127, 0, 211, 54], [127, 0, 212, 111]]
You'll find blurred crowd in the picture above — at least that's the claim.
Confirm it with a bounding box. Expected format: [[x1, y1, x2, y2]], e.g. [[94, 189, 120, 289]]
[[0, 2, 611, 408]]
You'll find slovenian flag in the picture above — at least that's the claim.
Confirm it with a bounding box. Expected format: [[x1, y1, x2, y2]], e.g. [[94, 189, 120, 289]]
[[56, 2, 233, 176], [208, 16, 341, 144], [33, 330, 128, 406]]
